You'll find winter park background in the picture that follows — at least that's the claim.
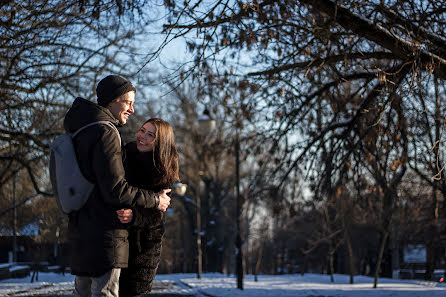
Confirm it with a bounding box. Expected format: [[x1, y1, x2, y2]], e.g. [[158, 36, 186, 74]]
[[1, 271, 446, 297], [2, 1, 446, 296]]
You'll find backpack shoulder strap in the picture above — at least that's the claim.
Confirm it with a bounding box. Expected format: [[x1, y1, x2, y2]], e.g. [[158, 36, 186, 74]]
[[72, 121, 121, 144]]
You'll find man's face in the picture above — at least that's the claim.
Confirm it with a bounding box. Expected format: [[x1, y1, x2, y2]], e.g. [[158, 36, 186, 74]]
[[107, 91, 135, 124]]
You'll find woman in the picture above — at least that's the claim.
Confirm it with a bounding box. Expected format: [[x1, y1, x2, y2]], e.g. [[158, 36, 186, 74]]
[[117, 118, 180, 297]]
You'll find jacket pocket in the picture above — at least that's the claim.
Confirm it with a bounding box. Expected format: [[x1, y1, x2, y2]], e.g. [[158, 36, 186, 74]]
[[114, 233, 129, 267]]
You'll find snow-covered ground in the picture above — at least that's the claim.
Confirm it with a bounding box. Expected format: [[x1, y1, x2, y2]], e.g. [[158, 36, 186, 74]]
[[0, 272, 445, 296], [158, 273, 446, 297], [0, 272, 74, 296]]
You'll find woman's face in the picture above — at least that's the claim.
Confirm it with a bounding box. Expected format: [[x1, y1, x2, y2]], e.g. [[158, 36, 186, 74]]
[[136, 122, 156, 152]]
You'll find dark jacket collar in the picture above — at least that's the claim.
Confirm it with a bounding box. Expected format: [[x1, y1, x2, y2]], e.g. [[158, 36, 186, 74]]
[[63, 97, 121, 133]]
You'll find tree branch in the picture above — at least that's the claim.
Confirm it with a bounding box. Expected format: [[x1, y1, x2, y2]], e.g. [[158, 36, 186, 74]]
[[248, 52, 397, 76], [300, 0, 446, 79]]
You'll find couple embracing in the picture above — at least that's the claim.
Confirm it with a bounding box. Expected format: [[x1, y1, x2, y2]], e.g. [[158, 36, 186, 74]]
[[63, 75, 179, 297]]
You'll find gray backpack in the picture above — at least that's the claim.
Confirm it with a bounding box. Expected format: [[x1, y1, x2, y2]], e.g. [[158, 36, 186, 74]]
[[49, 121, 121, 214]]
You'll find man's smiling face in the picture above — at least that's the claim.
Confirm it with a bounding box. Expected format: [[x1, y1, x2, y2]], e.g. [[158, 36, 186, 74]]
[[107, 91, 135, 124]]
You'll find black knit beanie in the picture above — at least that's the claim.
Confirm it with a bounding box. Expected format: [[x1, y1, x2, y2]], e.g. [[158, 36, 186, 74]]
[[96, 75, 136, 107]]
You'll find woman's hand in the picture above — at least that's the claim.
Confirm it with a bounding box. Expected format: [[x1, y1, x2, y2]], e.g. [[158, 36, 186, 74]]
[[116, 208, 133, 224]]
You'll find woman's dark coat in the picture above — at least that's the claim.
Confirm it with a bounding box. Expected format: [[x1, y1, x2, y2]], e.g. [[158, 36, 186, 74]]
[[63, 98, 159, 277], [119, 141, 170, 297]]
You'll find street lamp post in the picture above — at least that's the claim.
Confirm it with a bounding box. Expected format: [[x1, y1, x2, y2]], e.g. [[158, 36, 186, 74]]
[[196, 108, 216, 279], [196, 181, 202, 279], [235, 117, 243, 290], [12, 174, 17, 263], [173, 182, 188, 273]]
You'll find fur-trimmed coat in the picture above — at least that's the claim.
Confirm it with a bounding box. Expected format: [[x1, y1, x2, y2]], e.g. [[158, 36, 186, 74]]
[[119, 141, 171, 297]]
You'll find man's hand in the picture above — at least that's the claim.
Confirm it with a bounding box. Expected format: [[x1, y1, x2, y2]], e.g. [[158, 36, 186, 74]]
[[157, 188, 171, 212], [116, 208, 133, 224]]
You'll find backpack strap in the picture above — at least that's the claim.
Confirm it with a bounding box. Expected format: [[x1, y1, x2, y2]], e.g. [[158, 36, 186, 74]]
[[72, 121, 121, 144]]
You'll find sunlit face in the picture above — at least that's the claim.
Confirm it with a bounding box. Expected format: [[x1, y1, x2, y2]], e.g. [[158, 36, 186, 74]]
[[136, 122, 156, 152], [107, 91, 135, 124]]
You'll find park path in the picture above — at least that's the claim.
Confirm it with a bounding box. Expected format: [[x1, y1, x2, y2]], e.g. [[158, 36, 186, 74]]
[[1, 279, 202, 297]]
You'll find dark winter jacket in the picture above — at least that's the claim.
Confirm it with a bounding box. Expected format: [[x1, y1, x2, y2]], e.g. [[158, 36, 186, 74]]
[[119, 141, 171, 297], [63, 98, 159, 277]]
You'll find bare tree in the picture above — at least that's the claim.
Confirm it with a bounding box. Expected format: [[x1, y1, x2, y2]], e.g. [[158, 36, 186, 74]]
[[0, 0, 157, 245], [158, 0, 445, 285]]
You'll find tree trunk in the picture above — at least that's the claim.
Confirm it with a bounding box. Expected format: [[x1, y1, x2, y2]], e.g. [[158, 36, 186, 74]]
[[345, 229, 355, 284], [425, 241, 433, 280], [254, 241, 264, 282], [374, 230, 390, 288], [301, 254, 307, 276], [424, 224, 436, 281], [329, 252, 335, 282], [425, 184, 439, 281], [225, 249, 230, 276]]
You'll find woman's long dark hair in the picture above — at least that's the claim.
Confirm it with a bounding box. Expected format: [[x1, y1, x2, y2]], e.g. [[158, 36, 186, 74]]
[[144, 118, 179, 187]]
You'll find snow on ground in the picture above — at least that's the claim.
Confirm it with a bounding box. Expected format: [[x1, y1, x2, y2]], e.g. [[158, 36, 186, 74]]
[[156, 273, 446, 297], [0, 272, 445, 296], [0, 272, 74, 296]]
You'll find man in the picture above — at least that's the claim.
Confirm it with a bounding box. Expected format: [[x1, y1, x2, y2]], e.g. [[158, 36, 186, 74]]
[[63, 75, 170, 297]]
